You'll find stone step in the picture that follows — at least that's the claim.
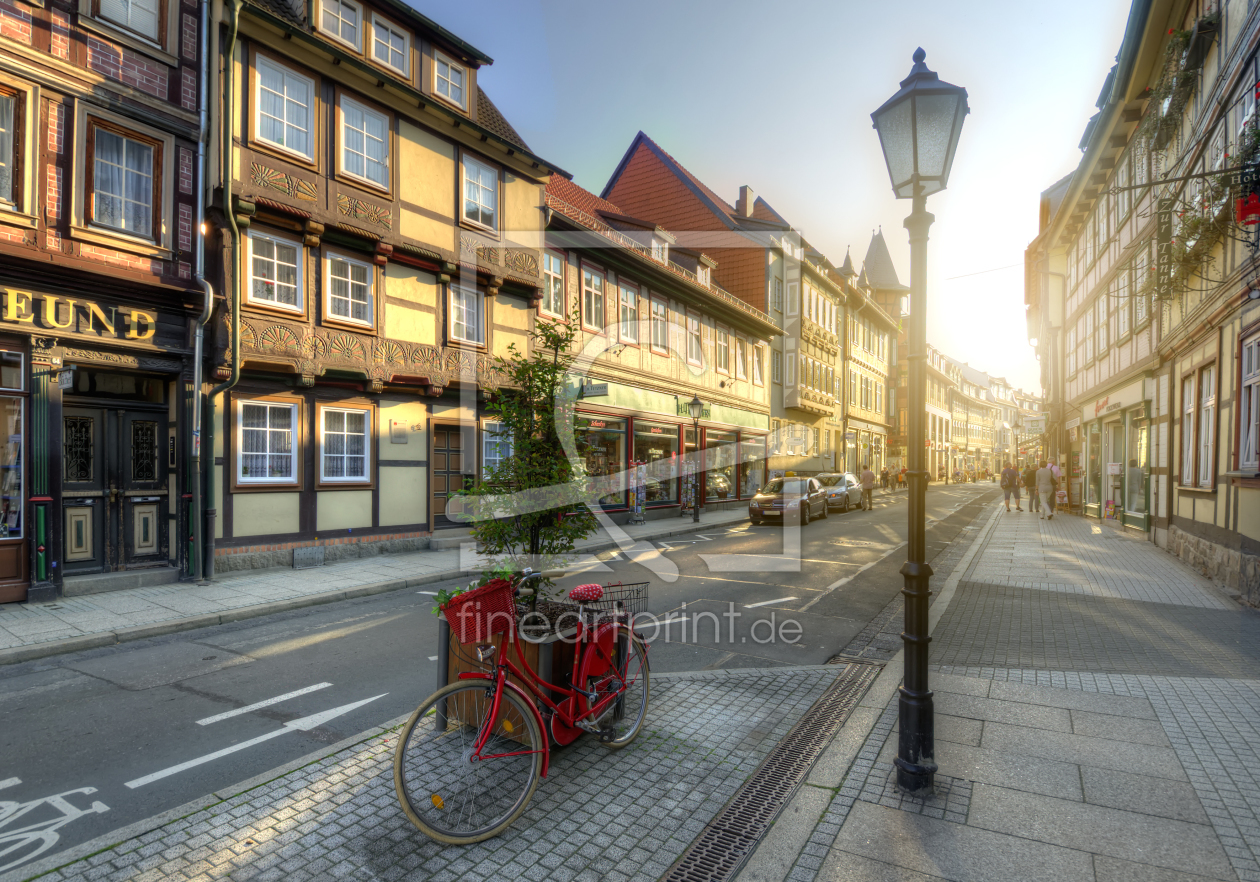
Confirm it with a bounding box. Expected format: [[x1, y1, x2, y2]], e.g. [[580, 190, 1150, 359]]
[[62, 567, 182, 597]]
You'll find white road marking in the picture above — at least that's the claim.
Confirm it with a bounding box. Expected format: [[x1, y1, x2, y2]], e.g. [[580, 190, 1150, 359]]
[[744, 596, 797, 608], [416, 590, 438, 595], [799, 541, 908, 612], [680, 574, 823, 589], [127, 694, 387, 789], [428, 656, 438, 661], [0, 776, 19, 791], [196, 683, 334, 726]]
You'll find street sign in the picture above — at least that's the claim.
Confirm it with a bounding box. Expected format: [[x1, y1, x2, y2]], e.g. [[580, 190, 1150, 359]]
[[1156, 198, 1174, 300], [57, 369, 73, 390], [581, 383, 608, 398]]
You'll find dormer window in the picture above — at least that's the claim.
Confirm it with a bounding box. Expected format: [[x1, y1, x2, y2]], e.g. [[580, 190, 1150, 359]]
[[650, 238, 666, 263], [697, 265, 710, 287], [371, 14, 410, 77], [435, 52, 466, 110], [320, 0, 361, 49]]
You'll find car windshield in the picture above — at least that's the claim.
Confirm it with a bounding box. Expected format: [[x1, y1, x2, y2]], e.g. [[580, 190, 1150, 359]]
[[761, 478, 809, 495], [816, 475, 842, 487]]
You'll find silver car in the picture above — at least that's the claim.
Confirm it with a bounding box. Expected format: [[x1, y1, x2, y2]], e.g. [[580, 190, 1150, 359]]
[[816, 473, 862, 512]]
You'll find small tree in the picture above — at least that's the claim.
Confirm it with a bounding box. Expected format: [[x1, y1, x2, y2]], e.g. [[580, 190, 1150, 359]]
[[467, 303, 597, 578]]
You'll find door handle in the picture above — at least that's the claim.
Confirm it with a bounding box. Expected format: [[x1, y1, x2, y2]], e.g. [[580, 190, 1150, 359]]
[[109, 488, 119, 502]]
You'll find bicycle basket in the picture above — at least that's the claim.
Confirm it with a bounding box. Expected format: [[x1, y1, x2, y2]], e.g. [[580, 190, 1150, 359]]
[[582, 582, 649, 624], [441, 579, 517, 644]]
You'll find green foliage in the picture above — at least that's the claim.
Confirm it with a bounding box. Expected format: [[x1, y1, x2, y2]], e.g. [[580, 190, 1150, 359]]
[[464, 296, 597, 587]]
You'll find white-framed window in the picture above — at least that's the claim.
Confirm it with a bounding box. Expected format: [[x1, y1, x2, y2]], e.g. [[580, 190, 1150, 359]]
[[715, 326, 729, 373], [1242, 333, 1260, 472], [320, 0, 361, 48], [1181, 375, 1195, 485], [435, 52, 466, 109], [340, 97, 389, 188], [582, 268, 604, 330], [735, 337, 747, 380], [686, 313, 702, 366], [753, 346, 764, 385], [1198, 365, 1216, 487], [619, 283, 638, 343], [99, 0, 158, 39], [247, 229, 303, 312], [771, 277, 783, 312], [255, 56, 315, 161], [771, 349, 782, 383], [482, 421, 512, 478], [238, 400, 298, 484], [462, 155, 497, 229], [450, 285, 483, 344], [325, 254, 373, 325], [320, 406, 369, 482], [371, 14, 409, 76], [875, 383, 883, 413], [92, 126, 155, 238], [541, 251, 565, 317], [650, 297, 668, 351]]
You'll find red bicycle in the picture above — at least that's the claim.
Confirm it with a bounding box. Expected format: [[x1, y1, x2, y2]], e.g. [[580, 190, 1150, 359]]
[[393, 570, 650, 843]]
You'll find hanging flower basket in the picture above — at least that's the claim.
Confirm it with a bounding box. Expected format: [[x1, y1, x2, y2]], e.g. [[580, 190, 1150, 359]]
[[1238, 193, 1260, 226]]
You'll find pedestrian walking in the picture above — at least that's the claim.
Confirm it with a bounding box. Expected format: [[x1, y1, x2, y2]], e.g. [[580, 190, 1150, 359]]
[[880, 467, 889, 490], [860, 463, 876, 511], [1036, 459, 1056, 520], [1000, 461, 1022, 512], [1022, 461, 1038, 513]]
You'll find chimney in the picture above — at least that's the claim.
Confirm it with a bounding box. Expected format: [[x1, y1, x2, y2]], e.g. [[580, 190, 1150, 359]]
[[736, 185, 755, 217]]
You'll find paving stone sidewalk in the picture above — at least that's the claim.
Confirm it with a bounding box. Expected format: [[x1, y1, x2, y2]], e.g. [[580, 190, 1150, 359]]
[[760, 501, 1260, 882], [1, 666, 844, 882]]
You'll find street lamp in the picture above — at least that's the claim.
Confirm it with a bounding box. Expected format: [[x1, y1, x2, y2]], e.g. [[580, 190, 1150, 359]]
[[689, 395, 704, 523], [871, 47, 968, 795]]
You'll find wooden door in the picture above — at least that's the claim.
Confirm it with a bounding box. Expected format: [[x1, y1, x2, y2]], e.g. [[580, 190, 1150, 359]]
[[431, 424, 474, 528]]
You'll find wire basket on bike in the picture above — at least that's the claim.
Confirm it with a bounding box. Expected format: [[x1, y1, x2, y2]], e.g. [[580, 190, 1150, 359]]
[[568, 581, 649, 625], [441, 578, 517, 645]]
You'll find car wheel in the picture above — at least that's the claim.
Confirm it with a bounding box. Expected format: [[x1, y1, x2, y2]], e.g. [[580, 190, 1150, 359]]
[[840, 496, 849, 513], [750, 517, 762, 526], [819, 499, 829, 519], [801, 506, 810, 526]]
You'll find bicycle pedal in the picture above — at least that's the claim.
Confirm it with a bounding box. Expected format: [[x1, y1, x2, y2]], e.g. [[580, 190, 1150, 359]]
[[597, 727, 616, 743]]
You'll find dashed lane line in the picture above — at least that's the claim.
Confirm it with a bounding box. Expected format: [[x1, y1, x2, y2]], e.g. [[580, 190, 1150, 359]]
[[744, 597, 797, 608], [196, 683, 334, 726]]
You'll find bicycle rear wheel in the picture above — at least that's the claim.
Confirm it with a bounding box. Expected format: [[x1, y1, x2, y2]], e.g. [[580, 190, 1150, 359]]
[[582, 631, 650, 750], [394, 680, 544, 844]]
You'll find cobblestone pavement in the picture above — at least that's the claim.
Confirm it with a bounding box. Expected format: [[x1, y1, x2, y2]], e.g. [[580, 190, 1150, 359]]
[[16, 666, 842, 882]]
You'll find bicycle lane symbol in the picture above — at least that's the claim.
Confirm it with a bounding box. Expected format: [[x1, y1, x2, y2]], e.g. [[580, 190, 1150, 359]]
[[0, 777, 109, 873]]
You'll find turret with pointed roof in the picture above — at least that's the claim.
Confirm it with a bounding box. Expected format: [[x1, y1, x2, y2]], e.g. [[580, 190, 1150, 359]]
[[839, 248, 856, 278], [862, 229, 910, 293]]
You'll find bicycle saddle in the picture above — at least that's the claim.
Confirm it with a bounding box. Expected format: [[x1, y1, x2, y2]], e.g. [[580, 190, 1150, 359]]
[[568, 584, 603, 603]]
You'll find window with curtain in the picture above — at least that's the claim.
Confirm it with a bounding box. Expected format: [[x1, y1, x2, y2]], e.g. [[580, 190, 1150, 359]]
[[256, 56, 314, 160], [371, 15, 409, 76], [736, 338, 747, 379], [715, 327, 729, 372], [482, 422, 512, 478], [753, 346, 764, 385], [450, 286, 483, 344], [320, 0, 360, 47], [619, 283, 638, 342], [650, 298, 668, 351], [1241, 333, 1260, 472], [686, 314, 702, 365], [582, 268, 604, 330], [99, 0, 159, 39], [326, 255, 372, 325], [1181, 376, 1195, 485], [248, 230, 302, 310], [341, 97, 389, 187], [542, 252, 564, 317], [0, 91, 15, 207], [91, 126, 155, 239], [321, 406, 369, 482], [435, 53, 465, 108], [1198, 365, 1216, 487], [239, 401, 297, 484], [462, 155, 497, 229]]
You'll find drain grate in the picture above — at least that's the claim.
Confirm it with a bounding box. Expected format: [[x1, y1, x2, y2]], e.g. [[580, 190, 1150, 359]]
[[661, 661, 881, 882]]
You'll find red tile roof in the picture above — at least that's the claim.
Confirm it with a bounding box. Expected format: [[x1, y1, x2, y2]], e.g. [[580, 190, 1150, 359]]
[[545, 175, 624, 218]]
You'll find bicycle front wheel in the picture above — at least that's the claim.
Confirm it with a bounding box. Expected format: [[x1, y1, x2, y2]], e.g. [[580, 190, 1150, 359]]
[[394, 680, 544, 844]]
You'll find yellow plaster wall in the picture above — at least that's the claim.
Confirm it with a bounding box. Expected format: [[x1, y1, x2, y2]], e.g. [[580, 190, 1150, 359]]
[[233, 493, 300, 537], [492, 297, 530, 358], [502, 173, 544, 249], [378, 399, 428, 461], [384, 264, 438, 345], [379, 468, 427, 527], [316, 490, 373, 531], [399, 120, 455, 217]]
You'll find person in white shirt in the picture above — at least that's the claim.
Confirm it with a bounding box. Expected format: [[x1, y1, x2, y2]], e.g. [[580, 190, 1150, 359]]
[[1035, 460, 1056, 520]]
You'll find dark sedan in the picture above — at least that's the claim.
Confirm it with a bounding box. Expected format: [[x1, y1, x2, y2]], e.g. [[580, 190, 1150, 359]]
[[748, 477, 829, 526]]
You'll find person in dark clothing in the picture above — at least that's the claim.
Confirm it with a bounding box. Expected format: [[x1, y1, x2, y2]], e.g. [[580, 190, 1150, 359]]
[[1000, 461, 1022, 512], [1022, 462, 1039, 513]]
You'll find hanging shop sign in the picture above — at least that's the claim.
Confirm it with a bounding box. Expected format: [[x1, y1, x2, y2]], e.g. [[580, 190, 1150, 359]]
[[1156, 198, 1173, 300], [0, 288, 157, 341]]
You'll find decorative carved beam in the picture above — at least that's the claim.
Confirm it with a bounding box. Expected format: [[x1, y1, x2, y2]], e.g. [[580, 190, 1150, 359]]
[[303, 220, 324, 247], [374, 242, 393, 266]]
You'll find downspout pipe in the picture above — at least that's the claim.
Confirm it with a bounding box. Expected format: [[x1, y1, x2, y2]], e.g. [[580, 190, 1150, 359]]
[[190, 0, 213, 582], [203, 0, 244, 581]]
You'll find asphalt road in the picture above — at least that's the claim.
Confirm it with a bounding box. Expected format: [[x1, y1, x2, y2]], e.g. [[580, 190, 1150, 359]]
[[0, 482, 997, 873]]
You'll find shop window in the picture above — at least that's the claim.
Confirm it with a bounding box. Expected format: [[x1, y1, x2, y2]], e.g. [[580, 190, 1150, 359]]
[[542, 252, 565, 318], [1242, 333, 1260, 472], [0, 352, 20, 391], [461, 155, 497, 230], [650, 297, 668, 352], [99, 0, 159, 41], [740, 435, 765, 496], [633, 421, 678, 504], [256, 56, 315, 161], [0, 393, 21, 539], [575, 416, 626, 506], [371, 14, 409, 77], [482, 421, 512, 479], [619, 282, 639, 343], [450, 285, 483, 344], [320, 0, 361, 49], [705, 430, 737, 501], [1198, 365, 1216, 487], [434, 52, 466, 109], [247, 230, 303, 312], [89, 122, 160, 241], [325, 254, 373, 326], [238, 400, 298, 485], [582, 268, 604, 331], [340, 96, 389, 189], [320, 405, 370, 483], [0, 89, 20, 210]]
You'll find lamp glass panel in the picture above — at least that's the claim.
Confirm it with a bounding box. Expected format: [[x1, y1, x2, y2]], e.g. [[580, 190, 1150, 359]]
[[874, 99, 914, 188], [914, 93, 961, 179]]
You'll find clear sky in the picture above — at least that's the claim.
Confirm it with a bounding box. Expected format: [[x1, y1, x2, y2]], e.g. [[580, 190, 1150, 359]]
[[411, 0, 1134, 395]]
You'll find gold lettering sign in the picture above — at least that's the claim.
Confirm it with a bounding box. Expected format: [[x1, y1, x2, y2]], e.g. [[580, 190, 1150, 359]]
[[0, 288, 157, 341]]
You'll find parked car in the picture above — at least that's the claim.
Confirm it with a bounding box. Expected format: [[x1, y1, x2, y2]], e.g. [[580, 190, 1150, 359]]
[[816, 473, 862, 512], [748, 477, 828, 526]]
